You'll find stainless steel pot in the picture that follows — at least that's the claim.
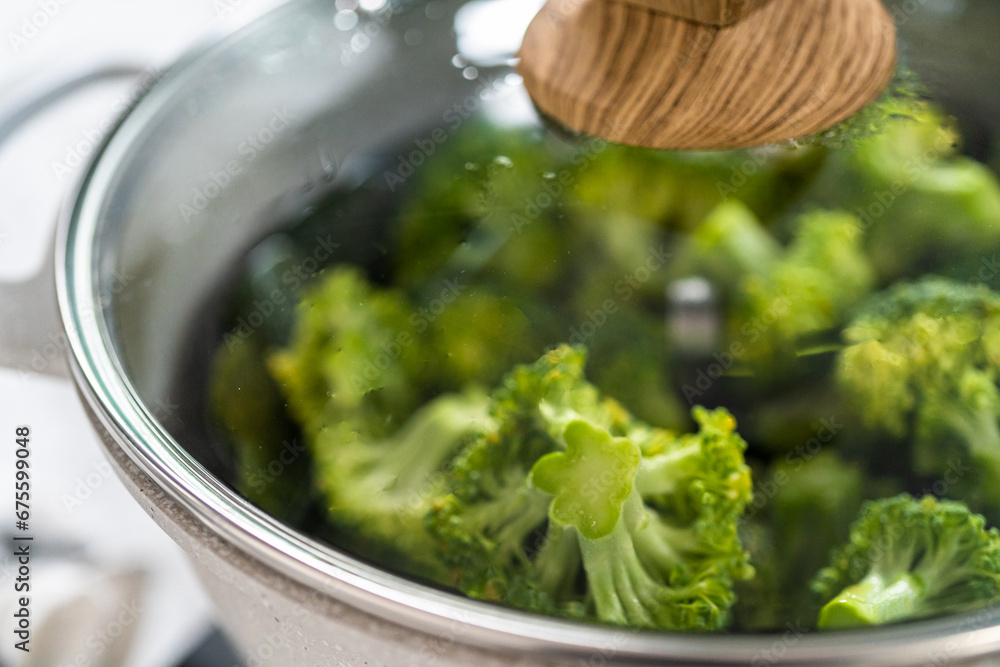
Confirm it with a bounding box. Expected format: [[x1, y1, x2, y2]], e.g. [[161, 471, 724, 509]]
[[5, 0, 1000, 664]]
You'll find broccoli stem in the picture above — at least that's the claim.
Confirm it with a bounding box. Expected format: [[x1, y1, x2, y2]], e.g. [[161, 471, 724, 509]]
[[532, 524, 581, 598], [952, 408, 1000, 496], [381, 393, 489, 496], [579, 507, 662, 628], [635, 443, 703, 497], [578, 490, 704, 628], [579, 491, 730, 629], [465, 488, 550, 563], [819, 573, 925, 628], [631, 512, 694, 577], [917, 389, 1000, 504]]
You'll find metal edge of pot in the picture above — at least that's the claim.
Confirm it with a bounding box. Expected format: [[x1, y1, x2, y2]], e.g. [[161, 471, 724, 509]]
[[46, 0, 1000, 663]]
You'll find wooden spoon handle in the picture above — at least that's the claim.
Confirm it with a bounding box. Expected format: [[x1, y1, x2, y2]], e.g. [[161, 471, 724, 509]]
[[622, 0, 772, 25], [519, 0, 898, 150]]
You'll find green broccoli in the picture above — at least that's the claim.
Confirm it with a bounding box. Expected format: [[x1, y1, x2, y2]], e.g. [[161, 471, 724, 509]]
[[268, 265, 425, 437], [810, 104, 1000, 282], [427, 345, 754, 630], [838, 278, 1000, 505], [672, 208, 871, 375], [392, 122, 570, 292], [571, 143, 824, 231], [735, 210, 875, 364], [426, 345, 633, 608], [564, 145, 823, 312], [812, 495, 1000, 628], [422, 285, 544, 393], [671, 205, 874, 370], [669, 200, 781, 294], [310, 391, 490, 576], [266, 266, 496, 572], [802, 68, 925, 150], [208, 70, 1000, 637]]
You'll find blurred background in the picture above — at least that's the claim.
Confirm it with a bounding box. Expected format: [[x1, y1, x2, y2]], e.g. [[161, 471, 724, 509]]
[[0, 1, 291, 664]]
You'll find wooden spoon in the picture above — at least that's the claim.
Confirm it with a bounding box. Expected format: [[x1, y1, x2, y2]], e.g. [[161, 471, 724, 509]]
[[518, 0, 898, 150]]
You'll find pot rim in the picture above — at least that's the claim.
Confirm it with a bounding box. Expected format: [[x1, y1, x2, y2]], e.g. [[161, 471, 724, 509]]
[[53, 0, 1000, 662]]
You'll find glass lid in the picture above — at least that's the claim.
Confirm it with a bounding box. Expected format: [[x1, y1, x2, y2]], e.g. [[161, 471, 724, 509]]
[[63, 0, 1000, 653]]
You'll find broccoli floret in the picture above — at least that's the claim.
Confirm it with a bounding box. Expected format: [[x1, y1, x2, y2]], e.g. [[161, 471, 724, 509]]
[[423, 285, 543, 393], [850, 102, 961, 190], [811, 104, 1000, 282], [572, 143, 824, 230], [735, 210, 875, 364], [426, 345, 628, 606], [812, 495, 1000, 628], [268, 265, 424, 437], [267, 266, 506, 573], [803, 68, 926, 150], [535, 408, 753, 630], [669, 200, 781, 296], [564, 146, 820, 317], [870, 160, 1000, 282], [671, 206, 873, 371], [427, 345, 753, 630], [735, 452, 902, 630], [392, 122, 570, 292], [838, 278, 1000, 505], [311, 391, 490, 577]]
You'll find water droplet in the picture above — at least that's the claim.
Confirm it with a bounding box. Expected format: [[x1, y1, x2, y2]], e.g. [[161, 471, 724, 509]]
[[462, 66, 479, 80], [451, 54, 468, 68], [350, 32, 370, 53], [334, 10, 358, 30]]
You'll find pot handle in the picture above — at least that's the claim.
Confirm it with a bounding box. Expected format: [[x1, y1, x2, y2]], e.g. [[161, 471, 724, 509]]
[[0, 61, 150, 379]]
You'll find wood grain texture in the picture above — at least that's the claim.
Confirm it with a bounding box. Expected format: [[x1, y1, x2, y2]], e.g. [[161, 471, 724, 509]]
[[626, 0, 772, 25], [518, 0, 898, 150]]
